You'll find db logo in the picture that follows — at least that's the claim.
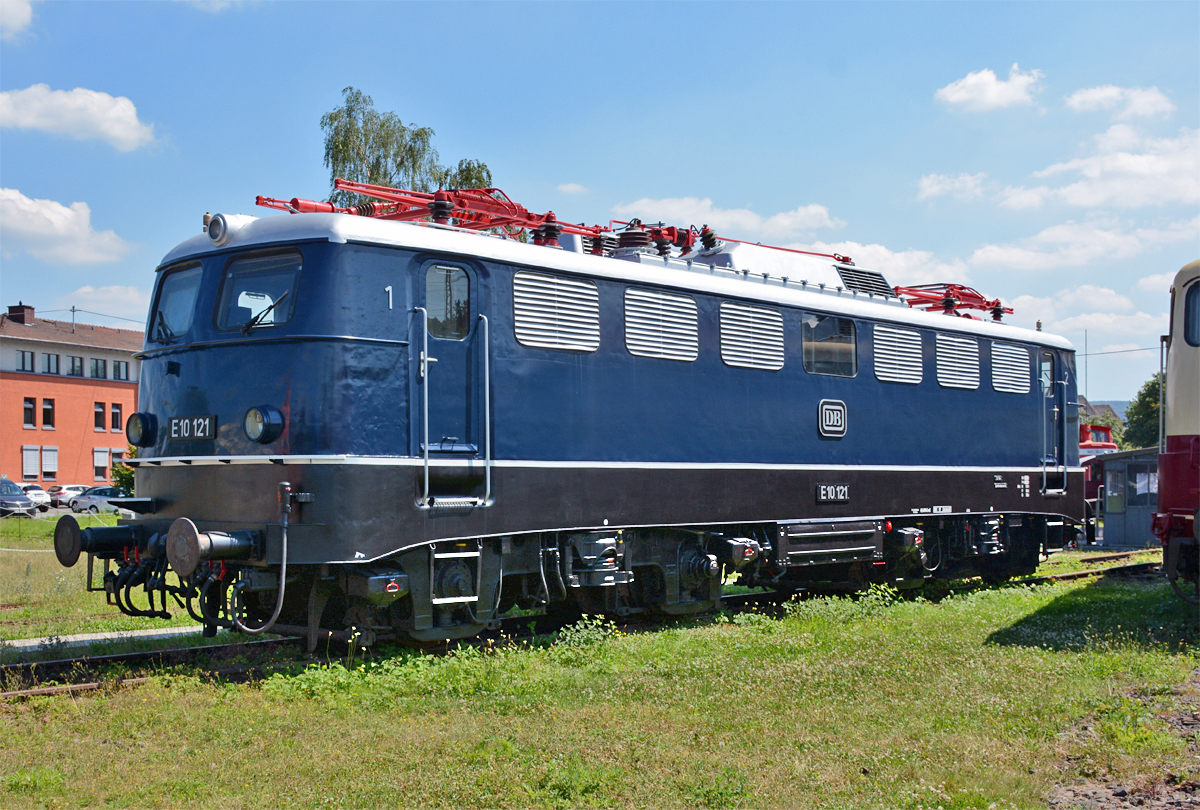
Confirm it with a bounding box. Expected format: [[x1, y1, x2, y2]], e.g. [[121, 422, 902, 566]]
[[818, 400, 847, 438]]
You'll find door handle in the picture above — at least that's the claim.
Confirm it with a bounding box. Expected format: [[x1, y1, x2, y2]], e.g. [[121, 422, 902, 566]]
[[419, 351, 438, 379]]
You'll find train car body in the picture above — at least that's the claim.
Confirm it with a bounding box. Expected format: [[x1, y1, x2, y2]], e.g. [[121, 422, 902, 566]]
[[1156, 260, 1200, 601], [54, 198, 1086, 645]]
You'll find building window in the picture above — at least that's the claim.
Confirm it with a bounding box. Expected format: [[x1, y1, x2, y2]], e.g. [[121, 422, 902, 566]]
[[90, 358, 107, 379], [43, 353, 59, 374], [95, 402, 106, 431], [68, 356, 84, 376], [112, 403, 123, 431], [719, 302, 785, 371], [513, 271, 601, 352], [93, 448, 109, 481], [42, 399, 54, 428], [17, 350, 34, 371], [24, 397, 36, 427], [801, 313, 857, 377], [113, 360, 129, 381], [42, 447, 58, 482], [22, 446, 39, 481]]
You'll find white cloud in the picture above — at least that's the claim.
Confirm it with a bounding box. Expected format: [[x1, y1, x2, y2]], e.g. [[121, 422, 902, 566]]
[[1065, 85, 1175, 119], [0, 188, 134, 265], [1006, 291, 1162, 337], [783, 239, 970, 287], [935, 64, 1043, 112], [557, 183, 588, 195], [1135, 272, 1177, 293], [611, 197, 844, 240], [1000, 126, 1199, 210], [0, 0, 33, 40], [0, 83, 155, 151], [970, 215, 1199, 271], [1053, 310, 1167, 335], [54, 286, 152, 322], [917, 172, 986, 201]]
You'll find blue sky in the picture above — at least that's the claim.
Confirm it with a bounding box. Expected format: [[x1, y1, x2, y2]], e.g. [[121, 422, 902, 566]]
[[1, 0, 1196, 400]]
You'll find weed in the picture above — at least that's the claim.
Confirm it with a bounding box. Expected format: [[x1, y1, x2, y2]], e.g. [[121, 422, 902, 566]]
[[688, 766, 749, 809], [4, 765, 64, 795]]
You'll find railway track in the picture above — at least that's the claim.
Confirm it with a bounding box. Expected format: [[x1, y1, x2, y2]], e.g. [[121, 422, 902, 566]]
[[0, 560, 1164, 700]]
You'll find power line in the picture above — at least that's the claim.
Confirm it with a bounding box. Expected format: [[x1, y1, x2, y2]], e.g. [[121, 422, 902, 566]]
[[1079, 346, 1157, 357], [37, 308, 144, 324]]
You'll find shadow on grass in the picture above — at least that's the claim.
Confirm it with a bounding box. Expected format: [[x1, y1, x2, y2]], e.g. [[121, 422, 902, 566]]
[[986, 574, 1197, 653]]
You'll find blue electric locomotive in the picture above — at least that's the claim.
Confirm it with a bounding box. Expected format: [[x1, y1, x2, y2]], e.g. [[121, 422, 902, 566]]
[[53, 184, 1085, 646]]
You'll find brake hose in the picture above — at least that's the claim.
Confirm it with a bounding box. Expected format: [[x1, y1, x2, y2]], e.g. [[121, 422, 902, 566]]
[[232, 482, 290, 634]]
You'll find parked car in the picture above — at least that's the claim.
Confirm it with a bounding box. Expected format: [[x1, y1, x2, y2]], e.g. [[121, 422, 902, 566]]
[[70, 486, 122, 514], [49, 485, 88, 508], [0, 479, 36, 517], [21, 484, 51, 512]]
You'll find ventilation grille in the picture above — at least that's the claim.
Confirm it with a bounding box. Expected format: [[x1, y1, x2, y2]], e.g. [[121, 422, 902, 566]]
[[935, 333, 980, 389], [836, 266, 894, 297], [624, 288, 699, 362], [873, 325, 923, 384], [991, 343, 1031, 394], [719, 302, 785, 370], [513, 271, 600, 352]]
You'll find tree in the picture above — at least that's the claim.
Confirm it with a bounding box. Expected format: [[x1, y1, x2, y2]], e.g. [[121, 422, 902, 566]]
[[112, 445, 136, 496], [321, 88, 491, 207], [1123, 372, 1162, 449]]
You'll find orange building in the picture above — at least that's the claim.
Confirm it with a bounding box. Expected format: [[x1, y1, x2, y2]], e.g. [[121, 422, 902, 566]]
[[1, 303, 142, 488]]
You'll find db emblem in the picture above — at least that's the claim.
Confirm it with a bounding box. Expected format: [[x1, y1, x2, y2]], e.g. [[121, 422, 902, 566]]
[[818, 400, 847, 438]]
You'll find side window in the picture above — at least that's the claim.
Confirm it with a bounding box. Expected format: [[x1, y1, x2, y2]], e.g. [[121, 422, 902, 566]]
[[802, 313, 856, 377], [513, 271, 600, 352], [624, 288, 698, 362], [991, 343, 1031, 394], [1105, 469, 1125, 513], [426, 265, 470, 340], [1040, 352, 1054, 398], [873, 325, 921, 384], [216, 252, 302, 332], [935, 333, 980, 389], [1185, 282, 1199, 347], [719, 302, 784, 371], [151, 263, 203, 344]]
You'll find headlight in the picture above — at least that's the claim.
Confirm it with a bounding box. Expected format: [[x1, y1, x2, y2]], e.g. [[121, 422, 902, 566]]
[[243, 405, 284, 444], [126, 412, 158, 447]]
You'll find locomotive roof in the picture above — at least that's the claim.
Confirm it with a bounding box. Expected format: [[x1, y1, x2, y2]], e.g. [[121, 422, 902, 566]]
[[160, 212, 1074, 351]]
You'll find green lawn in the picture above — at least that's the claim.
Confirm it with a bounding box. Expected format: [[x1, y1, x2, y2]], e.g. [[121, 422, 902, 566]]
[[1, 573, 1194, 809]]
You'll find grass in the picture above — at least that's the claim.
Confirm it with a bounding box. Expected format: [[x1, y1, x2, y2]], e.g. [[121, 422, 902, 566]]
[[0, 573, 1195, 808]]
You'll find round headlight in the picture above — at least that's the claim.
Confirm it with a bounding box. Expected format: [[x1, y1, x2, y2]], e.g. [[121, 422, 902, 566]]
[[126, 412, 157, 447], [243, 405, 284, 444]]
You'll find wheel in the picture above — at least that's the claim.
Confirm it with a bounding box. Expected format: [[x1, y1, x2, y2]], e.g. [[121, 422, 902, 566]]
[[39, 505, 49, 513], [88, 505, 99, 514], [1167, 538, 1199, 606]]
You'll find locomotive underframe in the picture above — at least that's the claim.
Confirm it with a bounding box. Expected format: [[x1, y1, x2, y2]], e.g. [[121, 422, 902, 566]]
[[63, 462, 1084, 644]]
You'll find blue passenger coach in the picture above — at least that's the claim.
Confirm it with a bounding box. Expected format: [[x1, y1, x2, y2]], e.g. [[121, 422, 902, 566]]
[[54, 201, 1084, 644]]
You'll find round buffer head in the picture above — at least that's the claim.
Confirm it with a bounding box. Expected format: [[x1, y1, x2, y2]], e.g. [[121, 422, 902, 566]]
[[54, 514, 82, 568], [167, 517, 203, 578]]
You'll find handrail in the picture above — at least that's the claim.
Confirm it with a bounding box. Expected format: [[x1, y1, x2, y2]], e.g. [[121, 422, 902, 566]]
[[479, 314, 492, 506], [415, 307, 431, 507]]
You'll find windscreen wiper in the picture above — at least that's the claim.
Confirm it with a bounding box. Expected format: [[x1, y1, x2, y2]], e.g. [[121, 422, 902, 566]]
[[154, 311, 176, 344], [241, 289, 290, 334]]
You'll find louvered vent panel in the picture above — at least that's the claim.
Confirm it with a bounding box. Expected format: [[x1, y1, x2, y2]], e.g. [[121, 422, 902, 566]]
[[991, 343, 1031, 394], [624, 288, 699, 361], [719, 302, 785, 370], [873, 325, 923, 384], [836, 267, 894, 297], [935, 333, 980, 389], [513, 271, 600, 352]]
